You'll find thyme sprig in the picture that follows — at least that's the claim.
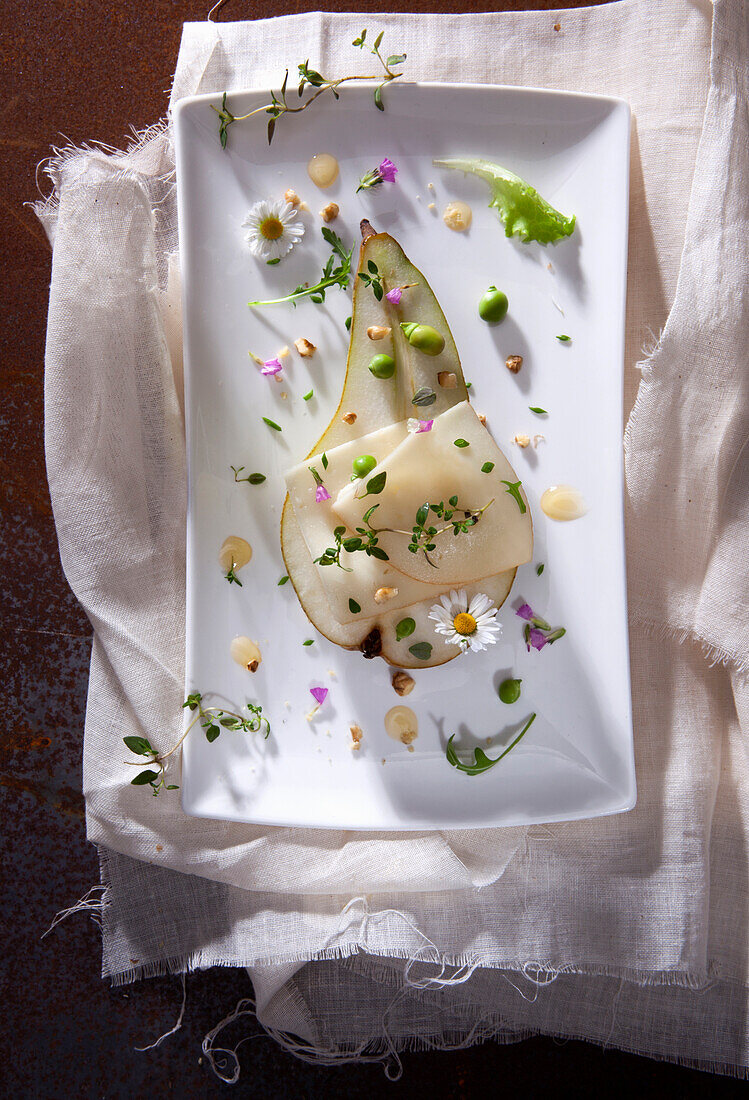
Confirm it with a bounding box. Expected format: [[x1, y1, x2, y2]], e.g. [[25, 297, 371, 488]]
[[314, 505, 388, 571], [213, 29, 406, 147], [123, 692, 270, 796], [248, 229, 353, 308], [358, 259, 384, 301], [406, 497, 495, 567]]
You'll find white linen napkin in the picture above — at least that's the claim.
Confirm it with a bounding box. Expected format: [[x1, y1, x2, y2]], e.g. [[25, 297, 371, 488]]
[[36, 0, 749, 1078]]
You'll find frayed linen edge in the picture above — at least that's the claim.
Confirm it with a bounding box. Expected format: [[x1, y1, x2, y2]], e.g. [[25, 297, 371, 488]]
[[631, 611, 749, 678], [30, 118, 173, 223]]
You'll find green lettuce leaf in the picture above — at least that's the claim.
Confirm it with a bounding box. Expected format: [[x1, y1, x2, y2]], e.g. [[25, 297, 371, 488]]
[[433, 157, 575, 245]]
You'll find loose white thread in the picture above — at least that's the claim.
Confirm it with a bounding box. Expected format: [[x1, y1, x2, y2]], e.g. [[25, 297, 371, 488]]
[[135, 973, 187, 1052], [41, 884, 107, 940]]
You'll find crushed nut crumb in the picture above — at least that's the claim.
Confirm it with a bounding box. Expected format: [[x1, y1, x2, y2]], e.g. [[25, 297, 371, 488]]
[[284, 188, 302, 207], [554, 21, 561, 32], [294, 337, 316, 358], [279, 346, 290, 358], [392, 670, 415, 696], [367, 325, 391, 341], [155, 844, 163, 852], [427, 182, 435, 191], [342, 411, 357, 425], [400, 729, 417, 746], [506, 354, 524, 374], [320, 201, 339, 223], [533, 434, 546, 448], [427, 202, 436, 211], [374, 586, 398, 604], [280, 391, 288, 400], [513, 434, 531, 448], [438, 371, 458, 388], [350, 724, 363, 750], [477, 413, 487, 425]]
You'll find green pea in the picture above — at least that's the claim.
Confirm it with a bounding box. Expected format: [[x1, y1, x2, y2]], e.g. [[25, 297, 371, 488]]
[[369, 353, 396, 379], [352, 454, 377, 479], [399, 322, 445, 356], [478, 286, 509, 323], [498, 677, 522, 704]]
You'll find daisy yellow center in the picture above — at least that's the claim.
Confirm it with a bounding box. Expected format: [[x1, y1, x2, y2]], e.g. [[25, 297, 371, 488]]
[[259, 216, 284, 241], [453, 612, 477, 636]]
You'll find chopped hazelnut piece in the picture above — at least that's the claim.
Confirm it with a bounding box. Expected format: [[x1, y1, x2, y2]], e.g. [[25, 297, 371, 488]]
[[513, 434, 531, 448], [374, 586, 399, 604], [279, 346, 290, 358], [367, 325, 391, 341], [294, 337, 316, 358], [392, 670, 415, 696], [533, 434, 546, 448], [477, 413, 487, 425], [438, 371, 458, 389], [553, 21, 561, 32], [350, 724, 363, 750], [506, 354, 524, 374], [320, 202, 339, 223], [342, 411, 357, 425], [284, 188, 302, 207]]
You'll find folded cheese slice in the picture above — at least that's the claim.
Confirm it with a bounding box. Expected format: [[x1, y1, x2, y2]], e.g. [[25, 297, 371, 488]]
[[333, 402, 533, 586]]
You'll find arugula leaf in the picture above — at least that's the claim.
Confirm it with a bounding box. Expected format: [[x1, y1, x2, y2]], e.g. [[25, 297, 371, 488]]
[[432, 157, 575, 245], [446, 713, 536, 775], [500, 479, 527, 514], [248, 229, 354, 307]]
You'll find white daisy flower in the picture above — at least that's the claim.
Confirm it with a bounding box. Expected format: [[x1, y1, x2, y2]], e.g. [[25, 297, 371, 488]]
[[242, 199, 305, 261], [428, 588, 502, 653]]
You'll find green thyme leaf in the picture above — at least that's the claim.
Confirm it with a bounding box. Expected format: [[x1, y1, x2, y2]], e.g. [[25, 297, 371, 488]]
[[536, 563, 544, 576], [349, 598, 361, 614], [529, 406, 547, 414], [453, 438, 470, 448], [302, 390, 313, 401], [412, 387, 437, 407], [396, 617, 416, 641], [387, 54, 406, 67], [481, 461, 495, 474], [263, 417, 282, 432], [446, 713, 536, 776], [408, 641, 432, 661], [364, 471, 387, 497], [556, 334, 571, 343], [345, 315, 352, 331], [266, 257, 281, 266], [123, 735, 155, 757], [302, 639, 314, 646], [278, 575, 289, 585], [205, 724, 221, 743], [321, 452, 329, 470], [500, 479, 527, 514], [131, 769, 160, 785], [374, 84, 384, 111]]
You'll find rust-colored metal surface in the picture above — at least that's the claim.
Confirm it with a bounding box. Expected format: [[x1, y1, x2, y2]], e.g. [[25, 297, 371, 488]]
[[0, 1, 742, 1095]]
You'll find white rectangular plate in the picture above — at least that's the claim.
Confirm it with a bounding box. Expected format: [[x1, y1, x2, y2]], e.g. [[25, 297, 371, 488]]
[[174, 82, 634, 830]]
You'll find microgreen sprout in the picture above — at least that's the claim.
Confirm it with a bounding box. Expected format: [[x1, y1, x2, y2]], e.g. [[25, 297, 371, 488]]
[[231, 465, 266, 485], [213, 32, 406, 147], [123, 691, 270, 796], [249, 229, 353, 308]]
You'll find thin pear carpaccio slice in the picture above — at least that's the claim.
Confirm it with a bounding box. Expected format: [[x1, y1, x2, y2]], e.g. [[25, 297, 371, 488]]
[[334, 402, 533, 586], [285, 422, 450, 624], [281, 495, 516, 667], [311, 224, 467, 456]]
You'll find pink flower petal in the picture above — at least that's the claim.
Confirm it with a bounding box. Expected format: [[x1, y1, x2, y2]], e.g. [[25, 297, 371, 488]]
[[516, 603, 535, 621], [261, 358, 283, 376], [529, 628, 548, 651], [385, 287, 402, 305], [378, 157, 398, 183], [315, 484, 331, 503], [416, 419, 433, 433], [310, 686, 328, 706]]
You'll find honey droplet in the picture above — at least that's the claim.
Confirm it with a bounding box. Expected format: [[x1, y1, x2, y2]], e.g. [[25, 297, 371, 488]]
[[219, 535, 252, 574], [307, 153, 339, 189], [384, 705, 418, 745], [540, 485, 587, 521], [443, 201, 472, 232]]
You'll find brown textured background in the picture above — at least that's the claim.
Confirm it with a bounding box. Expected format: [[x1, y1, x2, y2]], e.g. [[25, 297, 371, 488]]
[[0, 1, 744, 1095]]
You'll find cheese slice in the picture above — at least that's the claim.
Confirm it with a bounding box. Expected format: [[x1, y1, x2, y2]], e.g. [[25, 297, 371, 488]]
[[333, 402, 533, 586], [285, 422, 450, 625]]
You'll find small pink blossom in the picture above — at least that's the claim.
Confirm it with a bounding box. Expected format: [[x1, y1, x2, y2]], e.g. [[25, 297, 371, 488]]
[[385, 287, 403, 305], [315, 484, 331, 503], [261, 358, 283, 376], [516, 603, 535, 621], [416, 419, 433, 433], [310, 686, 328, 706], [378, 157, 398, 183], [407, 417, 434, 434], [528, 628, 548, 652]]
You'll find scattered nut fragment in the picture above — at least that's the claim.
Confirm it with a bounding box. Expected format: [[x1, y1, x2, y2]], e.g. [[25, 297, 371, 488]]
[[392, 670, 415, 696], [230, 636, 262, 673], [374, 586, 399, 604], [294, 337, 316, 358], [554, 21, 561, 32], [280, 391, 288, 400], [279, 345, 290, 358], [342, 411, 357, 425], [400, 729, 417, 746], [285, 188, 302, 206], [506, 354, 524, 374], [320, 201, 339, 223], [427, 202, 436, 211], [533, 434, 546, 448], [513, 434, 531, 449], [438, 371, 458, 389], [477, 413, 487, 425], [350, 724, 363, 751], [367, 325, 392, 341]]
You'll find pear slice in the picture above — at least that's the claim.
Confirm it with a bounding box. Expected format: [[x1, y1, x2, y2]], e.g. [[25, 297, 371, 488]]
[[333, 402, 533, 586]]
